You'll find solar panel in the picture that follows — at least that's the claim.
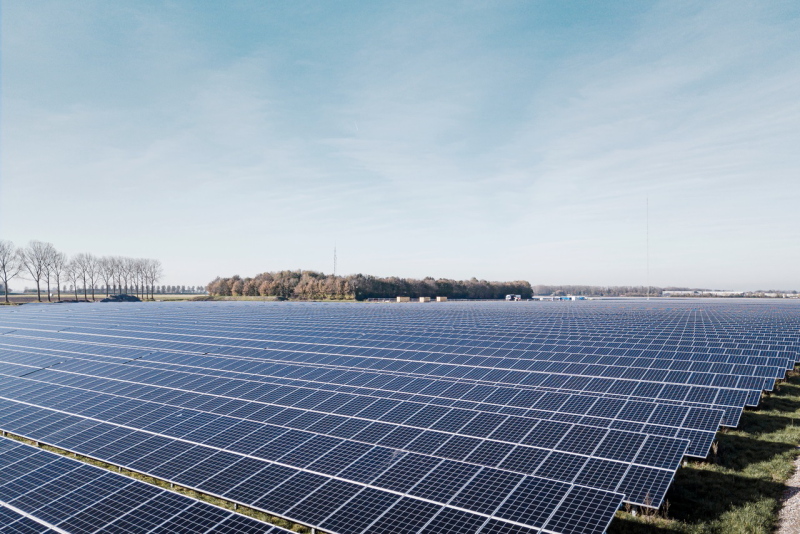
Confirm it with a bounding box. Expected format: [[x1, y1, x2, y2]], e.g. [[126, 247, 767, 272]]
[[0, 504, 62, 533]]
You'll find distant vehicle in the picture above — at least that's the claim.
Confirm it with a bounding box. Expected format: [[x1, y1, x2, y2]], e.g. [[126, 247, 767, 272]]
[[505, 294, 522, 301], [100, 294, 141, 303]]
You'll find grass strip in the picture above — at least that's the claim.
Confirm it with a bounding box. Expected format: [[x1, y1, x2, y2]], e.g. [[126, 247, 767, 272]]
[[610, 368, 800, 534]]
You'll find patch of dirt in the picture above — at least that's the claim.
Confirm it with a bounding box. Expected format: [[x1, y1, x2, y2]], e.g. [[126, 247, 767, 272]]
[[776, 448, 800, 533]]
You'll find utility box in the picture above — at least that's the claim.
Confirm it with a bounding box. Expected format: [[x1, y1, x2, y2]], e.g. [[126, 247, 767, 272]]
[[419, 297, 431, 303], [396, 296, 410, 303], [436, 296, 448, 302]]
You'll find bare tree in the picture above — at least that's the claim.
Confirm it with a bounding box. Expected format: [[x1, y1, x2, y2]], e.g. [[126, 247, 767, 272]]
[[49, 251, 68, 302], [0, 240, 22, 304], [131, 258, 142, 298], [72, 253, 93, 301], [4, 241, 165, 303], [121, 257, 134, 294], [111, 256, 123, 295], [125, 257, 142, 297], [66, 259, 82, 301], [134, 259, 143, 299], [139, 258, 150, 298], [98, 257, 115, 296], [85, 254, 99, 301], [19, 241, 52, 302], [40, 243, 58, 302], [137, 258, 147, 298], [145, 259, 163, 300]]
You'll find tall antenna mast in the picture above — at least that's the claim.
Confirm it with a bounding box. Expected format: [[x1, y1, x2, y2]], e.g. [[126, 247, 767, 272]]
[[646, 197, 650, 301], [333, 244, 337, 277]]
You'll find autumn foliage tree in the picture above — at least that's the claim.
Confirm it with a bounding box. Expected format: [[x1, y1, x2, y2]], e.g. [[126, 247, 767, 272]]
[[207, 270, 533, 301]]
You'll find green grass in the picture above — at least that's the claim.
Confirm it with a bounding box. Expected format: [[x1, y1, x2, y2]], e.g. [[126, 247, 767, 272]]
[[610, 369, 800, 534]]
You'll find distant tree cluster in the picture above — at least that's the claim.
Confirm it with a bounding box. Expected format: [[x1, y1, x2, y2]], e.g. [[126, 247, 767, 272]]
[[530, 285, 754, 297], [532, 285, 668, 297], [207, 271, 533, 301], [0, 239, 163, 303], [154, 285, 205, 295]]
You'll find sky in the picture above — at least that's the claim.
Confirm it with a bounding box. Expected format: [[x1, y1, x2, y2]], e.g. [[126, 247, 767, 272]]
[[1, 0, 799, 290]]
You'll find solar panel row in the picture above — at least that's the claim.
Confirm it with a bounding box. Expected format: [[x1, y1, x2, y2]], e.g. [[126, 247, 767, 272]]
[[16, 302, 794, 360], [0, 367, 686, 505], [0, 383, 623, 534], [0, 342, 725, 458], [0, 320, 763, 425], [3, 322, 778, 401], [9, 321, 791, 384], [2, 307, 795, 361], [0, 436, 288, 534], [0, 346, 717, 452]]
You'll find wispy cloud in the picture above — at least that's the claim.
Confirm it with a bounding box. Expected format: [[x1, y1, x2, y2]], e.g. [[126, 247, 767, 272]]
[[2, 1, 798, 287]]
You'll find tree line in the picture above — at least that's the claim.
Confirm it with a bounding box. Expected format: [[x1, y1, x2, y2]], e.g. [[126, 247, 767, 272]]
[[206, 270, 533, 300], [19, 285, 205, 296], [0, 240, 163, 303], [153, 285, 205, 295], [531, 285, 662, 297], [530, 285, 728, 297]]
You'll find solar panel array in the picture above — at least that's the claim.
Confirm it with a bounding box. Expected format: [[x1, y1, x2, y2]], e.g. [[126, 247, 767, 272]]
[[0, 436, 289, 533], [0, 299, 797, 534]]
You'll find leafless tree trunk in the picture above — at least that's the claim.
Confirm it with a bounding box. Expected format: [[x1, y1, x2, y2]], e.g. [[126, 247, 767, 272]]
[[146, 259, 163, 300], [109, 257, 117, 295], [137, 259, 146, 299], [40, 243, 58, 302], [86, 254, 99, 301], [0, 240, 22, 304], [19, 241, 52, 302], [50, 251, 67, 302], [112, 256, 123, 295], [73, 253, 93, 301], [122, 257, 135, 295], [98, 256, 114, 297], [67, 260, 81, 301], [132, 259, 140, 298]]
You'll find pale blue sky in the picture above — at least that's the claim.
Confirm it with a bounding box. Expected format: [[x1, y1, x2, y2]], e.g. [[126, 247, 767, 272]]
[[2, 1, 799, 289]]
